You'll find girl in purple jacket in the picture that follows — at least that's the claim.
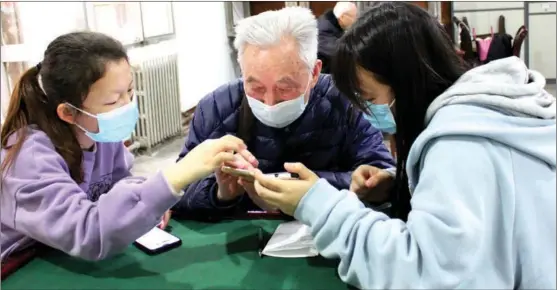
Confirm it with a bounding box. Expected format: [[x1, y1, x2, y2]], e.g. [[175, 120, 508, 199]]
[[0, 32, 251, 261]]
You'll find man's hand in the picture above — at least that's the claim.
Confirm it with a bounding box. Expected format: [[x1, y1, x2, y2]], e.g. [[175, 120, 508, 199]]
[[215, 152, 259, 201], [350, 165, 394, 203]]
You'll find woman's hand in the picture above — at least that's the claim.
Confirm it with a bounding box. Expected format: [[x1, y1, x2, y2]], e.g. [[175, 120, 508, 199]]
[[350, 165, 394, 202], [239, 178, 278, 211], [253, 163, 319, 216], [163, 135, 249, 192]]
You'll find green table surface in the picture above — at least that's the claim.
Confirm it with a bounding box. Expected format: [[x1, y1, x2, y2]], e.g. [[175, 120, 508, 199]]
[[3, 219, 351, 290]]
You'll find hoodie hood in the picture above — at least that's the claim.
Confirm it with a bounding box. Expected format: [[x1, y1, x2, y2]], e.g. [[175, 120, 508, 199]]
[[407, 57, 556, 189], [426, 56, 555, 122]]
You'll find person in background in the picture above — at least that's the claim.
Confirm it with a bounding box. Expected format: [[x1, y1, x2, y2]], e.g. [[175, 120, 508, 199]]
[[251, 2, 555, 289], [0, 32, 251, 262], [172, 7, 395, 219], [317, 1, 358, 74]]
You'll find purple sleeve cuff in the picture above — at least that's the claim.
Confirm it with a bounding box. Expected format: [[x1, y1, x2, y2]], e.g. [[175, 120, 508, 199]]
[[137, 171, 181, 213]]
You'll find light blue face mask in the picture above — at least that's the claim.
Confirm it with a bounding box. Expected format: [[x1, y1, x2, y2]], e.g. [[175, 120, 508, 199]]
[[67, 98, 139, 143], [363, 100, 396, 135]]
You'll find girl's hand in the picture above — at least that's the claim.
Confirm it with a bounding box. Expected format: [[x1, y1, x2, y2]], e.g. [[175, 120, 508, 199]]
[[239, 178, 278, 211], [163, 135, 250, 191], [253, 163, 319, 216], [158, 210, 172, 230], [350, 165, 394, 202]]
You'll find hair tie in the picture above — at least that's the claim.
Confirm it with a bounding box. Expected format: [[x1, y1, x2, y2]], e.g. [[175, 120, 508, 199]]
[[35, 62, 42, 71]]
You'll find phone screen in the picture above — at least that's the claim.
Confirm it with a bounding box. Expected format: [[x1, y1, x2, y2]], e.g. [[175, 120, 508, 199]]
[[135, 227, 180, 251]]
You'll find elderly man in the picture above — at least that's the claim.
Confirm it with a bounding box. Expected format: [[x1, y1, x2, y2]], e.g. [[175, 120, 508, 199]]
[[172, 7, 395, 219], [317, 2, 358, 73]]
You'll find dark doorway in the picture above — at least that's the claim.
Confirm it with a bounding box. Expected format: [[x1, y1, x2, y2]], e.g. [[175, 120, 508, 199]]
[[249, 1, 285, 16], [309, 1, 336, 17]]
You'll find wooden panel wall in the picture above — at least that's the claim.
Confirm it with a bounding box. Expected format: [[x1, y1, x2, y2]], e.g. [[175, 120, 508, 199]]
[[249, 1, 285, 16], [309, 1, 336, 17]]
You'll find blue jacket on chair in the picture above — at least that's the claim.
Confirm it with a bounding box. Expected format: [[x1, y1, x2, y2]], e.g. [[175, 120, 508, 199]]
[[172, 74, 395, 218]]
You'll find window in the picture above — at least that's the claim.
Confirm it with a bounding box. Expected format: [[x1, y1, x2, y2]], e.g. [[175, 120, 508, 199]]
[[1, 2, 23, 46], [224, 2, 249, 37], [1, 2, 87, 94], [0, 1, 175, 96], [84, 2, 175, 45], [6, 2, 87, 46], [140, 2, 174, 38], [2, 61, 27, 93], [85, 2, 143, 46], [1, 1, 24, 93]]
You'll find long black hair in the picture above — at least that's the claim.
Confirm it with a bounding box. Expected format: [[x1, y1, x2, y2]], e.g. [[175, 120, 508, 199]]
[[331, 2, 469, 221], [1, 32, 128, 183]]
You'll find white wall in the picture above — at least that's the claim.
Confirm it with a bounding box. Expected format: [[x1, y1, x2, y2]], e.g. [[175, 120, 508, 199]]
[[527, 2, 556, 80], [453, 1, 556, 80], [172, 2, 236, 111]]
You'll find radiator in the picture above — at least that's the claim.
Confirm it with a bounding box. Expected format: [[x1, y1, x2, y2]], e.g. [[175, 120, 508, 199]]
[[130, 54, 182, 151]]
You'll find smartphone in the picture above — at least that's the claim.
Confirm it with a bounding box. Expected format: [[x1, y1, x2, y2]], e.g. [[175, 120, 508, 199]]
[[134, 226, 182, 255], [265, 172, 300, 180], [221, 166, 300, 181], [221, 166, 255, 181]]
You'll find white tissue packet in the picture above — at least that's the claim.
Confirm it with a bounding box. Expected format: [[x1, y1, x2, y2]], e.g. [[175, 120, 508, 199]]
[[261, 220, 319, 258]]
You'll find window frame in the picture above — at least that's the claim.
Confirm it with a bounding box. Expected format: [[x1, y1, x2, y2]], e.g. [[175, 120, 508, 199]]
[[82, 1, 176, 49], [224, 2, 251, 37], [137, 2, 175, 45]]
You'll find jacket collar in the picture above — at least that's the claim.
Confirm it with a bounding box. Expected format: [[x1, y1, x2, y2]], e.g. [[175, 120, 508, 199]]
[[324, 10, 343, 34]]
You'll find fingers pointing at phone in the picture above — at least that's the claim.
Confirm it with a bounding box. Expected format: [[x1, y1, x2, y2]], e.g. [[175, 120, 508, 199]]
[[216, 149, 260, 202], [162, 135, 255, 192], [226, 151, 259, 169]]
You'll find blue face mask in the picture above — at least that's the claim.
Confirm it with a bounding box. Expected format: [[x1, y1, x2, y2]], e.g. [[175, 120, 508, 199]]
[[363, 100, 396, 135], [67, 98, 139, 143]]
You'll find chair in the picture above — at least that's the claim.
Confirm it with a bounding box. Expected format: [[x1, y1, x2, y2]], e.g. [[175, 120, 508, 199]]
[[512, 25, 528, 57], [453, 16, 476, 62], [498, 15, 506, 34]]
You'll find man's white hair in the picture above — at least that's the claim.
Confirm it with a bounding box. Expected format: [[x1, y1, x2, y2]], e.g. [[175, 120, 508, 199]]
[[333, 2, 357, 18], [233, 7, 318, 69]]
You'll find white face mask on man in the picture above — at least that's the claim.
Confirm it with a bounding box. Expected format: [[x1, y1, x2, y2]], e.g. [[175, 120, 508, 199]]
[[246, 75, 311, 128]]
